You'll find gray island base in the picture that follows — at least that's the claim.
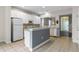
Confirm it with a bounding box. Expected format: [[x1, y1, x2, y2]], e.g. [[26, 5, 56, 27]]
[[24, 27, 50, 51]]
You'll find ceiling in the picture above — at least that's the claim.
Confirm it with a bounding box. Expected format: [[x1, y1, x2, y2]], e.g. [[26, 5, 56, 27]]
[[24, 6, 73, 14], [13, 6, 73, 16]]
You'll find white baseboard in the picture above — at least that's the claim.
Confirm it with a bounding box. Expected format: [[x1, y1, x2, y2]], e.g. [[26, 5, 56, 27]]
[[5, 40, 11, 44], [72, 39, 79, 45], [72, 39, 78, 43], [28, 39, 50, 52]]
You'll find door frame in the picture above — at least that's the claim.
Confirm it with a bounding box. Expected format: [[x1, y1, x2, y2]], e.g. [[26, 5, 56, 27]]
[[59, 14, 72, 37]]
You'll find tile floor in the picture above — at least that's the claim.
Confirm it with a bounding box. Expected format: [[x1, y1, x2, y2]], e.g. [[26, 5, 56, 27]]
[[0, 37, 79, 52]]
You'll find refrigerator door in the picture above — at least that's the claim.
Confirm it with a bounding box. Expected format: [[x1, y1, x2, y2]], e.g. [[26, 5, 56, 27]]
[[13, 25, 23, 41], [12, 18, 23, 41]]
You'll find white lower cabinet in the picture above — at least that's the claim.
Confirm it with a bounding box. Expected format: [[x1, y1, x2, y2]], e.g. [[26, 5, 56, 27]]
[[50, 28, 54, 36], [50, 27, 59, 36]]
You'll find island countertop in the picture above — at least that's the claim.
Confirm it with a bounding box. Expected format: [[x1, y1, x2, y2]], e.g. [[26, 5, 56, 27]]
[[24, 26, 50, 31]]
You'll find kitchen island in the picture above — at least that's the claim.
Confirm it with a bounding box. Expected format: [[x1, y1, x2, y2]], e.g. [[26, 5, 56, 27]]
[[24, 27, 50, 51]]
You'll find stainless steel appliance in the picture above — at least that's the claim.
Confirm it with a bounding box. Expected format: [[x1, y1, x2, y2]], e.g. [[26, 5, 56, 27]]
[[11, 17, 23, 42]]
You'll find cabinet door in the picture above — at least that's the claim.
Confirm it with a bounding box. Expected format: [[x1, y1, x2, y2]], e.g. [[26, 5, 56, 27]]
[[50, 28, 59, 36], [50, 28, 54, 36], [41, 19, 50, 27], [24, 31, 31, 48], [44, 20, 49, 26], [53, 29, 57, 36]]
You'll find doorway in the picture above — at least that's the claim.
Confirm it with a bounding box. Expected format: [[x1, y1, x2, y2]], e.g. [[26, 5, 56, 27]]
[[59, 15, 72, 37]]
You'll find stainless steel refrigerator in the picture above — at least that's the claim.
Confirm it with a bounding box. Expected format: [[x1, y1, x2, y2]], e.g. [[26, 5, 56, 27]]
[[11, 17, 23, 42]]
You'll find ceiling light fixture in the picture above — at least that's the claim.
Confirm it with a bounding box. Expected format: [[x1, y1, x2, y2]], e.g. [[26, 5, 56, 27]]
[[20, 6, 25, 7], [42, 6, 46, 8], [40, 11, 52, 18]]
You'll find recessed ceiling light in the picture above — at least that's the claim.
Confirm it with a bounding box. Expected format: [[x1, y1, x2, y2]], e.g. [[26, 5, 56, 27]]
[[42, 6, 46, 8], [20, 6, 25, 7]]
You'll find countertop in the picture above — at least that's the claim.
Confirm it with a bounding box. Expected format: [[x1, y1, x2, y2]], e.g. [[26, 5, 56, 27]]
[[24, 26, 50, 31]]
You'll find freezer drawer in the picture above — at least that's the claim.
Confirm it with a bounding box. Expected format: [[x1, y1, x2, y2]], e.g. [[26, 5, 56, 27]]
[[13, 25, 23, 41]]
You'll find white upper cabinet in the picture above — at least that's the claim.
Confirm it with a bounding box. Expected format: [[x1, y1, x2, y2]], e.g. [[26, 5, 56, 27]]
[[11, 9, 41, 24]]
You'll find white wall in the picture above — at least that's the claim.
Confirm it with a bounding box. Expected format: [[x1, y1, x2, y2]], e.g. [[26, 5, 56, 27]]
[[51, 8, 72, 28], [0, 6, 11, 43], [0, 7, 5, 42], [52, 8, 72, 17], [4, 7, 11, 43], [72, 7, 79, 44]]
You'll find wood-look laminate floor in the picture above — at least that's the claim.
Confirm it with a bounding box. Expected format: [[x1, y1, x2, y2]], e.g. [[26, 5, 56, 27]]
[[0, 37, 79, 52]]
